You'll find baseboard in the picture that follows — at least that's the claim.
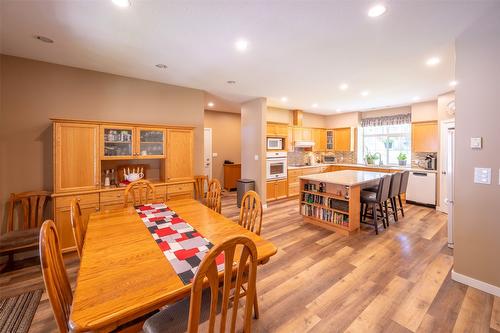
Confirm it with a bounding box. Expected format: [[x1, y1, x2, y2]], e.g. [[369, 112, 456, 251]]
[[451, 270, 500, 296]]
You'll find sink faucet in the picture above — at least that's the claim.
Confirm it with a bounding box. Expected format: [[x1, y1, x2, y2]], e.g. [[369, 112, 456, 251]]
[[374, 152, 382, 166]]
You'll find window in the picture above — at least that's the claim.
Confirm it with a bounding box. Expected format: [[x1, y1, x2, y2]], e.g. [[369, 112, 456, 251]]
[[358, 122, 411, 165]]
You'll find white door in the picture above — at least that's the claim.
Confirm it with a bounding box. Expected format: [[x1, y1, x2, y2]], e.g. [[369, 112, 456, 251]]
[[447, 128, 455, 248], [439, 121, 455, 213], [204, 128, 213, 179]]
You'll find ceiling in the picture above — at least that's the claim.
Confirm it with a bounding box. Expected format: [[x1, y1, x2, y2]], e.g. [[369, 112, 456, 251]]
[[1, 0, 496, 114]]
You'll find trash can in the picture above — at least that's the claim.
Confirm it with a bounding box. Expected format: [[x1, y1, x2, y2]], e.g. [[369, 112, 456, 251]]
[[236, 179, 255, 208]]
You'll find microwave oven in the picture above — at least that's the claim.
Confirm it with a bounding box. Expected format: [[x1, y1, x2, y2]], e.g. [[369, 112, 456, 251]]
[[267, 137, 284, 150]]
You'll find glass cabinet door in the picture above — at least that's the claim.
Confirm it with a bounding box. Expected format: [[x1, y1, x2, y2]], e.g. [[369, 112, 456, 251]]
[[102, 126, 134, 159], [326, 130, 334, 150], [137, 128, 165, 158]]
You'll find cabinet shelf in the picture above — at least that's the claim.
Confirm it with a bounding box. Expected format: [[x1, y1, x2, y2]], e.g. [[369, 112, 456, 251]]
[[104, 141, 131, 144], [302, 190, 349, 202], [301, 201, 349, 215]]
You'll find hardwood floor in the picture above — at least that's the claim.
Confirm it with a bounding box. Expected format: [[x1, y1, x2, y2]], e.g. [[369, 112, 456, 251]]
[[1, 192, 498, 332]]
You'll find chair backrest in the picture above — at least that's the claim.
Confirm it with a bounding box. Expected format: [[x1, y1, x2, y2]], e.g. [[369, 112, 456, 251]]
[[194, 175, 209, 201], [206, 179, 222, 214], [188, 235, 258, 333], [6, 191, 51, 233], [39, 220, 73, 333], [388, 172, 402, 198], [239, 191, 263, 236], [124, 180, 155, 207], [399, 171, 410, 194], [70, 198, 85, 258], [376, 175, 392, 202]]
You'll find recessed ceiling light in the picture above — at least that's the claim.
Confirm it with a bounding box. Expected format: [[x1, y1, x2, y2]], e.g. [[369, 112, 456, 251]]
[[361, 90, 370, 97], [312, 103, 319, 108], [155, 64, 168, 69], [368, 4, 387, 18], [449, 80, 458, 87], [207, 102, 214, 107], [227, 80, 236, 84], [339, 83, 349, 91], [112, 0, 131, 7], [412, 96, 420, 101], [281, 97, 288, 102], [34, 35, 54, 43], [336, 109, 342, 113], [235, 39, 249, 52], [426, 57, 441, 66]]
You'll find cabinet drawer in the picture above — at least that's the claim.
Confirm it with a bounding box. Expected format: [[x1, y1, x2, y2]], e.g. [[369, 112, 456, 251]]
[[302, 167, 321, 175], [167, 192, 193, 200], [55, 193, 99, 209], [167, 183, 193, 194], [100, 190, 126, 203], [288, 183, 300, 196]]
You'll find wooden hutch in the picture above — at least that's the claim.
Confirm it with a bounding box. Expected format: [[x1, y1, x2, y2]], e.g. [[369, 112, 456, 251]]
[[52, 119, 195, 252]]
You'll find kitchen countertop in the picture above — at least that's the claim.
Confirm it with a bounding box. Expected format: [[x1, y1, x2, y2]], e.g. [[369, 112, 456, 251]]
[[299, 170, 391, 186], [288, 163, 438, 173]]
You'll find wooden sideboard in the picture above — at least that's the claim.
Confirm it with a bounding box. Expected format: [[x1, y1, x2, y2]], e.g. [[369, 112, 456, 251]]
[[52, 118, 195, 251], [223, 163, 241, 191]]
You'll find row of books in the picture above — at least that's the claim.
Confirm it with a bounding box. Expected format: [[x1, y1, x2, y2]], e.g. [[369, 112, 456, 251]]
[[301, 204, 349, 227], [302, 193, 349, 212]]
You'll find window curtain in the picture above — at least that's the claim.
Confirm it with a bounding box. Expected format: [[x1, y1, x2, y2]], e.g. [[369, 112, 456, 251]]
[[360, 113, 411, 127]]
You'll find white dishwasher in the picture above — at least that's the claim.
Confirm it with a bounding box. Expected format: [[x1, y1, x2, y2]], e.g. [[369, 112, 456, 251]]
[[406, 171, 436, 206]]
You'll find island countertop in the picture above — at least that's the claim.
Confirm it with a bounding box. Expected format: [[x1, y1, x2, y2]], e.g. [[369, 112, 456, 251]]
[[299, 170, 390, 187]]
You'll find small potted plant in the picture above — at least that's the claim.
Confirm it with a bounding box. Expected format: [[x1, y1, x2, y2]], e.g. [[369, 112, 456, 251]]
[[383, 138, 394, 149], [397, 152, 407, 166], [365, 153, 379, 165]]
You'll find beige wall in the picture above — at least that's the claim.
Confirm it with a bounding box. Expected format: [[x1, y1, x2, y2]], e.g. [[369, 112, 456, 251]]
[[0, 55, 204, 222], [454, 6, 500, 290], [411, 101, 438, 122], [241, 98, 266, 200], [325, 112, 360, 128], [302, 112, 326, 128], [267, 107, 326, 128], [204, 110, 241, 186], [438, 91, 455, 121]]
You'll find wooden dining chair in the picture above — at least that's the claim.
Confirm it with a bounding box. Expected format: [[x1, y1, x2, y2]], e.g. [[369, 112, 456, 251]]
[[143, 235, 258, 333], [194, 175, 209, 202], [39, 220, 73, 333], [239, 190, 263, 236], [1, 191, 51, 271], [70, 198, 86, 258], [206, 179, 222, 213], [124, 180, 155, 207]]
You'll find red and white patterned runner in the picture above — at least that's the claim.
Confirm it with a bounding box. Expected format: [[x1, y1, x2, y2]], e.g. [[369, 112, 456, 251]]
[[136, 203, 224, 284]]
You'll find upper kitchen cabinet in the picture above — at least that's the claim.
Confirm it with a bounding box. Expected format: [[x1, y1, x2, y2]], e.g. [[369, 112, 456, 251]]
[[293, 127, 312, 141], [333, 127, 353, 151], [266, 122, 288, 137], [287, 126, 294, 152], [54, 122, 100, 193], [326, 130, 334, 151], [412, 121, 438, 152], [312, 128, 326, 151], [101, 126, 166, 159], [166, 129, 193, 181]]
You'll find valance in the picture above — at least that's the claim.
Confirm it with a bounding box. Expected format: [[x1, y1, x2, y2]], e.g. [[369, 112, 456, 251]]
[[361, 113, 411, 127]]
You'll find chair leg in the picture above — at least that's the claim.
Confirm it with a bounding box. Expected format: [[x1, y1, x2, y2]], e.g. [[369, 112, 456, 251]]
[[372, 204, 378, 235], [398, 195, 405, 217], [391, 197, 398, 222], [379, 203, 387, 228], [253, 290, 260, 319], [384, 202, 390, 227]]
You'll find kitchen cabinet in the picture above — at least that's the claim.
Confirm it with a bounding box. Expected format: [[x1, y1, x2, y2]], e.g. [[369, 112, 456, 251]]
[[223, 163, 241, 190], [101, 125, 166, 160], [292, 127, 313, 142], [266, 179, 287, 201], [266, 122, 288, 137], [167, 182, 194, 200], [287, 126, 294, 152], [326, 130, 334, 151], [54, 122, 100, 193], [166, 129, 193, 181], [412, 121, 438, 152], [333, 127, 352, 151], [312, 128, 326, 151]]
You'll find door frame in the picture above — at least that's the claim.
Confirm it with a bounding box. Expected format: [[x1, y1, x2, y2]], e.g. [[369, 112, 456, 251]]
[[204, 128, 213, 179], [438, 119, 455, 213]]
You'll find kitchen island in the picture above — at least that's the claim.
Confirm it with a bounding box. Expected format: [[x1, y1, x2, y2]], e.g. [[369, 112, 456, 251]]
[[299, 170, 390, 235]]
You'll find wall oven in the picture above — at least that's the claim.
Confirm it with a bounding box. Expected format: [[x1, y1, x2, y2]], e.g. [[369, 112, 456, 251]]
[[266, 152, 287, 180], [267, 137, 284, 150]]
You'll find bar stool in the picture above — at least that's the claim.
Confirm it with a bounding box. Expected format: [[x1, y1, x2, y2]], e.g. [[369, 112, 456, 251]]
[[387, 172, 402, 224], [360, 175, 391, 234], [397, 171, 410, 218]]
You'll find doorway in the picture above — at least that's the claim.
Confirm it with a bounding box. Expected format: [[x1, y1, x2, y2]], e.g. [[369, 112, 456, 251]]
[[439, 120, 455, 248], [204, 128, 213, 179]]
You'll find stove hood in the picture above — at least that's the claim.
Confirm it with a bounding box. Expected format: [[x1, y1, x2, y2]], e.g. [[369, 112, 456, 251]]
[[294, 141, 315, 148]]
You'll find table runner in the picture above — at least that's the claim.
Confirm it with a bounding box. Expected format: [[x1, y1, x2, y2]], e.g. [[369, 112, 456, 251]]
[[136, 203, 224, 284]]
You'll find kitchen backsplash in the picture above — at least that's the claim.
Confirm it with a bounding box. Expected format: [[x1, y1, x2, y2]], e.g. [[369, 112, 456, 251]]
[[288, 150, 356, 165], [412, 152, 438, 169]]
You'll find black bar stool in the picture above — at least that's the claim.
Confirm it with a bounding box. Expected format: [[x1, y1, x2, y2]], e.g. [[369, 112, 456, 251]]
[[397, 171, 410, 218], [360, 175, 391, 234], [387, 172, 402, 224]]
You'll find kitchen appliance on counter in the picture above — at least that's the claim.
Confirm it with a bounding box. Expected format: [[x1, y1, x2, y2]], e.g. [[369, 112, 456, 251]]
[[267, 137, 284, 150], [406, 171, 436, 206], [424, 154, 437, 170], [322, 155, 336, 164], [266, 151, 288, 180]]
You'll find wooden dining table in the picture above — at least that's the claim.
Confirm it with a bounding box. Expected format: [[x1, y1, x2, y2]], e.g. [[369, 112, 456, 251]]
[[69, 198, 278, 332]]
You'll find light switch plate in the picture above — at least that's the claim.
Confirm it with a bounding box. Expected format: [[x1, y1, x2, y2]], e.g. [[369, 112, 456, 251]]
[[474, 167, 491, 184], [254, 155, 259, 161], [470, 137, 482, 149], [212, 152, 218, 157]]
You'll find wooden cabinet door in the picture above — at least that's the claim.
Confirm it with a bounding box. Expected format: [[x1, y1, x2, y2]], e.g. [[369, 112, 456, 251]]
[[319, 129, 327, 151], [266, 181, 276, 201], [326, 130, 334, 151], [276, 179, 288, 199], [275, 124, 288, 137], [55, 122, 100, 192], [136, 127, 166, 159], [302, 128, 312, 141], [166, 129, 193, 181], [100, 125, 135, 160], [287, 126, 294, 152], [292, 127, 303, 141], [412, 122, 438, 152], [334, 128, 351, 151]]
